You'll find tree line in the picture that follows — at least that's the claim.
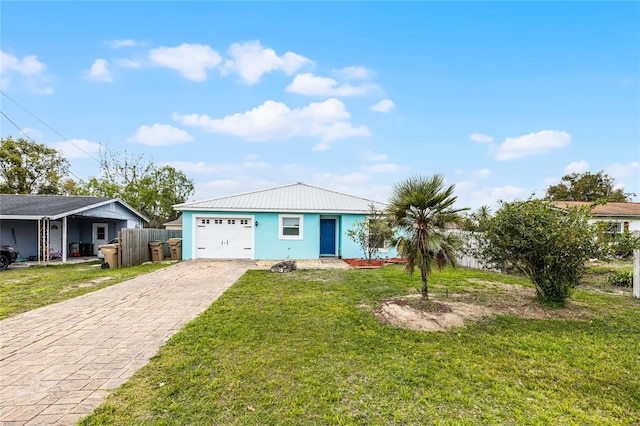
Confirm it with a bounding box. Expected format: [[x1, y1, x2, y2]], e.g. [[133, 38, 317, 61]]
[[0, 136, 193, 228], [3, 136, 637, 305]]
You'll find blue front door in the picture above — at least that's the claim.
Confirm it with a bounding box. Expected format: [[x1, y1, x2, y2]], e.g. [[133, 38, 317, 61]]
[[320, 219, 336, 256]]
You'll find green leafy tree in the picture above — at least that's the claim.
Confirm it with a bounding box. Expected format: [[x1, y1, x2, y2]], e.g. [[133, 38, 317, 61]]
[[386, 174, 466, 299], [462, 205, 492, 232], [595, 226, 640, 259], [0, 136, 75, 194], [346, 204, 394, 261], [478, 199, 598, 305], [545, 171, 632, 202], [78, 149, 194, 227]]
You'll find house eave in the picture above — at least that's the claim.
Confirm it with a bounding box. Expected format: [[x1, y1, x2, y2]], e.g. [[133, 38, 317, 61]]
[[52, 199, 149, 222], [174, 207, 377, 215], [0, 215, 45, 220]]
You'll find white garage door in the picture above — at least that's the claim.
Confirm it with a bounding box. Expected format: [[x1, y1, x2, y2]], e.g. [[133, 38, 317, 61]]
[[195, 217, 254, 259]]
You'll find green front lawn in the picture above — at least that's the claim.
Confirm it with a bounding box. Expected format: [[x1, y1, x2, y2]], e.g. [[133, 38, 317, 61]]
[[81, 266, 640, 425], [0, 261, 172, 319]]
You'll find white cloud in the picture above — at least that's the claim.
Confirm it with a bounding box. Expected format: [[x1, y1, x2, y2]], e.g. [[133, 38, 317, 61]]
[[454, 180, 476, 192], [311, 173, 394, 202], [1, 51, 46, 75], [21, 128, 42, 139], [460, 185, 528, 210], [313, 172, 372, 187], [363, 150, 388, 162], [286, 73, 378, 97], [605, 161, 639, 179], [115, 58, 142, 69], [173, 98, 370, 149], [164, 160, 271, 174], [53, 139, 102, 159], [87, 59, 113, 82], [370, 99, 395, 113], [106, 39, 138, 49], [473, 168, 492, 179], [564, 160, 589, 174], [0, 50, 53, 94], [362, 163, 410, 173], [149, 43, 222, 81], [127, 123, 193, 146], [222, 41, 312, 84], [470, 133, 493, 143], [335, 66, 372, 80], [492, 130, 571, 160]]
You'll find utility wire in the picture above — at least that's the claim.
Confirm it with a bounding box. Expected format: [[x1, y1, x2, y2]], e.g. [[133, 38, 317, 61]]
[[1, 110, 87, 184], [0, 110, 37, 143], [1, 90, 102, 164]]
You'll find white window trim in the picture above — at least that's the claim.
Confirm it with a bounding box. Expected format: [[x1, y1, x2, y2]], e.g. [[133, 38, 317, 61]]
[[279, 214, 303, 240], [366, 217, 390, 253]]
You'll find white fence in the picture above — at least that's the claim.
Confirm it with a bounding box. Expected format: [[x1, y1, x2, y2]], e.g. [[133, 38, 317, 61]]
[[634, 249, 639, 299], [451, 230, 496, 271]]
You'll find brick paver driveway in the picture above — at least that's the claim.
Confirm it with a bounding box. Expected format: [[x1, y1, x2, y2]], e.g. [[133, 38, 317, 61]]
[[0, 260, 251, 425]]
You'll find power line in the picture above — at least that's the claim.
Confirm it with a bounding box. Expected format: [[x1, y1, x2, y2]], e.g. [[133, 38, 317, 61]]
[[1, 90, 102, 164], [0, 110, 37, 143], [0, 110, 87, 184]]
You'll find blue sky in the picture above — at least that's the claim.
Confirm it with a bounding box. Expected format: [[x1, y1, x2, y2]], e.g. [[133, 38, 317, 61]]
[[1, 1, 638, 210]]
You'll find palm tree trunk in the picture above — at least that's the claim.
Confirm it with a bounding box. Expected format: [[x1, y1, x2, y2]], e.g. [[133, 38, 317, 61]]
[[421, 269, 428, 299]]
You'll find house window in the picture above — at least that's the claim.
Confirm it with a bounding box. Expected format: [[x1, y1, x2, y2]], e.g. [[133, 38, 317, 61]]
[[279, 215, 303, 240], [599, 221, 622, 235], [109, 202, 115, 212], [367, 218, 389, 252]]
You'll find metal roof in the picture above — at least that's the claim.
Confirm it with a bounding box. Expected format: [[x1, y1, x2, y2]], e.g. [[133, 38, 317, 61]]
[[0, 194, 148, 221], [175, 183, 386, 214]]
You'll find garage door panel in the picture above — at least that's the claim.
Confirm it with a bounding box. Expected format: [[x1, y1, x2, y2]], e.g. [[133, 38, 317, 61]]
[[196, 217, 253, 259]]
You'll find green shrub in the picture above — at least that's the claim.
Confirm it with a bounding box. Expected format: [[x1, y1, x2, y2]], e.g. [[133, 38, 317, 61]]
[[477, 199, 598, 305], [610, 231, 640, 258], [607, 270, 633, 287]]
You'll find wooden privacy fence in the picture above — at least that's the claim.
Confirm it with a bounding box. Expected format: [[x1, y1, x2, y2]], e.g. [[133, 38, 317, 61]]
[[118, 228, 182, 267]]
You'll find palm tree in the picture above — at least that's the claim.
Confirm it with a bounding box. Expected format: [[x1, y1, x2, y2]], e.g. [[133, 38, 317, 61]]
[[387, 174, 467, 299]]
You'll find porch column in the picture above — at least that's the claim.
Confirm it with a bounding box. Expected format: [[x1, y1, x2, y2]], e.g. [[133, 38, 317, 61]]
[[62, 216, 68, 263]]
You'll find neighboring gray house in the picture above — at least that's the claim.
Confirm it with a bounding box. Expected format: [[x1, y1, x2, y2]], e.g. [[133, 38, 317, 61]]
[[174, 182, 397, 260], [163, 215, 183, 231], [0, 194, 147, 263]]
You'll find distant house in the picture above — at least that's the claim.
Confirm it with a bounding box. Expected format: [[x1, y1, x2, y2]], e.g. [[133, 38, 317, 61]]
[[0, 194, 147, 263], [552, 201, 640, 233], [174, 183, 397, 260], [163, 215, 183, 231]]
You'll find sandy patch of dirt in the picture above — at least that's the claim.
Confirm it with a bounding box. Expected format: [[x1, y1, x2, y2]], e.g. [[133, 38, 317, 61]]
[[62, 276, 114, 292], [374, 280, 594, 331]]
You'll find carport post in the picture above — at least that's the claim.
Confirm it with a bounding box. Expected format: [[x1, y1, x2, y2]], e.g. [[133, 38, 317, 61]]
[[62, 216, 68, 263]]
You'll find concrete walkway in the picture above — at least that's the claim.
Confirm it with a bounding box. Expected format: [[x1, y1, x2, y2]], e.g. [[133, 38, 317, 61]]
[[0, 260, 251, 425]]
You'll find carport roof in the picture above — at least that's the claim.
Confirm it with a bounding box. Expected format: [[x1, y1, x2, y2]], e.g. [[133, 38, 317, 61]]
[[174, 182, 387, 214], [0, 194, 148, 221]]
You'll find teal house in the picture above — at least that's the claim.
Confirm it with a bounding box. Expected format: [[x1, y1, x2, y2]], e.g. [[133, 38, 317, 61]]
[[174, 183, 396, 260]]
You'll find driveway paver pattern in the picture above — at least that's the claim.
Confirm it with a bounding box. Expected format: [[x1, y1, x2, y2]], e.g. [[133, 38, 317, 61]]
[[0, 259, 251, 425]]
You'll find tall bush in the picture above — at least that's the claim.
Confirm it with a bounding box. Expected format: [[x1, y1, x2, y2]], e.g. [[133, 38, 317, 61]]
[[478, 199, 598, 304]]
